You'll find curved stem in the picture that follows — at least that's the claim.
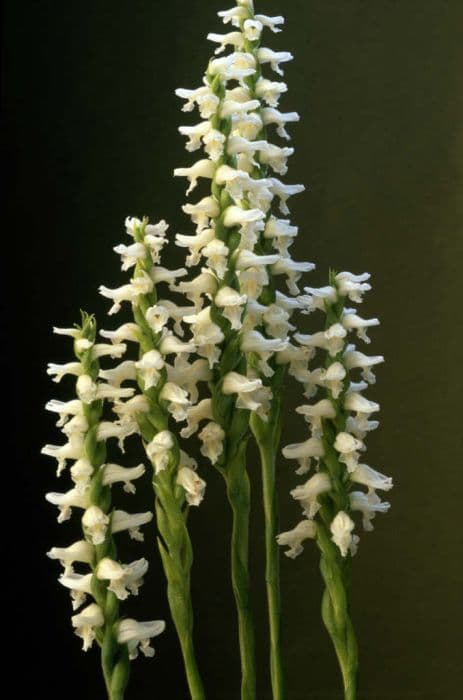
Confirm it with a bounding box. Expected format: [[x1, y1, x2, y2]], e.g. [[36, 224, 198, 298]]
[[251, 409, 285, 700], [222, 440, 256, 700], [317, 524, 358, 700]]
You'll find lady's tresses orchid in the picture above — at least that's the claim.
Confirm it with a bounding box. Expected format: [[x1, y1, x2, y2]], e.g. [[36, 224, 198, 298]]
[[43, 3, 392, 700], [42, 314, 164, 700]]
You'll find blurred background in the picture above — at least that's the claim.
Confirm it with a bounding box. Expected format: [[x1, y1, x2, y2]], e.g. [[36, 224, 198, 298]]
[[2, 0, 463, 697]]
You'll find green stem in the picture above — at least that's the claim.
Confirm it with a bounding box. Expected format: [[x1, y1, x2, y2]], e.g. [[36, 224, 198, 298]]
[[317, 524, 358, 700], [251, 411, 285, 700], [155, 489, 205, 700], [222, 439, 256, 700]]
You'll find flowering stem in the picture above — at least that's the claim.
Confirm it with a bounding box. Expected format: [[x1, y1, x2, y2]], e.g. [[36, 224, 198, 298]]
[[316, 521, 358, 699], [250, 369, 285, 700], [222, 438, 256, 700], [129, 221, 205, 700], [77, 315, 131, 700]]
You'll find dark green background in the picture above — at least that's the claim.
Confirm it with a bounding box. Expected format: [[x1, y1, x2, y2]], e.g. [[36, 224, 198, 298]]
[[3, 1, 463, 698]]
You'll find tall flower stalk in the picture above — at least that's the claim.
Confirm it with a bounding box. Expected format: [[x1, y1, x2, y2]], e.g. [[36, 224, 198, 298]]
[[43, 3, 393, 698], [174, 1, 310, 697], [277, 271, 392, 699], [99, 216, 207, 699], [43, 313, 164, 700]]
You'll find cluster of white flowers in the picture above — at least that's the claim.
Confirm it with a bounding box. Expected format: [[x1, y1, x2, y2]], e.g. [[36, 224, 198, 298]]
[[277, 272, 392, 559], [99, 216, 207, 507], [172, 0, 316, 466], [43, 319, 165, 658]]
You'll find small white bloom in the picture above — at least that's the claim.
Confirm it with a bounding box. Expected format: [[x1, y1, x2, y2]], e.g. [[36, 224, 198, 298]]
[[334, 432, 364, 472], [102, 463, 146, 494], [255, 78, 288, 107], [218, 6, 248, 28], [236, 250, 280, 270], [70, 458, 94, 493], [214, 286, 247, 330], [75, 375, 98, 404], [320, 362, 346, 399], [183, 307, 225, 368], [342, 311, 380, 344], [296, 399, 337, 437], [124, 216, 143, 237], [177, 467, 206, 506], [276, 343, 313, 383], [179, 121, 211, 152], [243, 18, 263, 41], [98, 361, 137, 387], [59, 572, 93, 610], [146, 431, 175, 474], [41, 434, 85, 476], [241, 330, 288, 377], [167, 356, 212, 404], [160, 382, 191, 422], [222, 372, 263, 412], [100, 323, 140, 345], [259, 143, 294, 176], [176, 85, 220, 118], [291, 472, 332, 518], [263, 303, 294, 339], [159, 333, 196, 356], [71, 603, 104, 652], [47, 361, 83, 383], [270, 178, 305, 215], [145, 304, 170, 333], [295, 323, 347, 358], [47, 540, 94, 575], [272, 259, 315, 295], [264, 217, 298, 256], [97, 420, 139, 451], [282, 437, 325, 475], [82, 506, 110, 545], [223, 206, 266, 248], [46, 488, 88, 522], [344, 392, 380, 415], [336, 271, 371, 303], [111, 510, 153, 541], [257, 48, 293, 76], [240, 267, 269, 300], [299, 286, 337, 314], [113, 242, 146, 271], [45, 399, 83, 427], [99, 271, 153, 315], [96, 557, 149, 600], [330, 511, 355, 557], [61, 414, 88, 439], [254, 13, 285, 33], [261, 107, 300, 139], [174, 269, 218, 306], [350, 491, 391, 531], [203, 128, 227, 161], [151, 266, 187, 287], [182, 197, 220, 233], [276, 520, 317, 559], [174, 159, 216, 195], [202, 239, 229, 279], [135, 350, 165, 390], [209, 52, 256, 81], [207, 30, 245, 54], [198, 421, 225, 465], [343, 349, 384, 384], [117, 619, 166, 660], [180, 398, 214, 439], [176, 228, 215, 266], [220, 98, 261, 119], [350, 464, 393, 492], [53, 326, 81, 338]]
